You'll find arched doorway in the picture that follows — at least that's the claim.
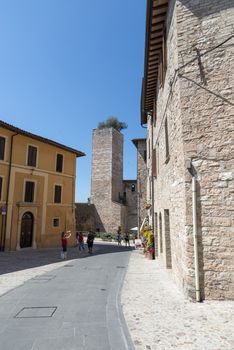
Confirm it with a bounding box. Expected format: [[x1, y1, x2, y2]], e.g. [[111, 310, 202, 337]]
[[20, 212, 34, 248]]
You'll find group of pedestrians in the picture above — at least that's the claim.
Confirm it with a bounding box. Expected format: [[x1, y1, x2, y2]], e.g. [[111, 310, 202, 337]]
[[61, 230, 95, 259], [116, 227, 131, 247], [61, 227, 132, 259]]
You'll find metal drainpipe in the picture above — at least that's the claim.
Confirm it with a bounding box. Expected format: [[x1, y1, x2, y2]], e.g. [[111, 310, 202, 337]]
[[150, 115, 154, 231], [2, 133, 18, 251], [192, 175, 201, 302]]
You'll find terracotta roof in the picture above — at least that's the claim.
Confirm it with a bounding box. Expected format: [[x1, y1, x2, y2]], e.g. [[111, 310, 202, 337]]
[[141, 0, 169, 124], [0, 120, 85, 157]]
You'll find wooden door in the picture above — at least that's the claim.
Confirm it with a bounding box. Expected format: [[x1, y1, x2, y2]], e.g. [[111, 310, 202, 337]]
[[20, 212, 33, 248]]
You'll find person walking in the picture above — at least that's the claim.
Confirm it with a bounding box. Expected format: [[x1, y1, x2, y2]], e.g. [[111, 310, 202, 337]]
[[116, 226, 122, 246], [87, 231, 95, 254], [61, 230, 71, 259], [77, 231, 85, 252], [124, 232, 130, 247]]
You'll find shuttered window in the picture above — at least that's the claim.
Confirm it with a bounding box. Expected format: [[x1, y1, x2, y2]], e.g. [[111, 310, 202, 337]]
[[54, 185, 62, 203], [0, 136, 6, 160], [27, 146, 37, 167], [56, 154, 63, 172], [24, 181, 35, 202]]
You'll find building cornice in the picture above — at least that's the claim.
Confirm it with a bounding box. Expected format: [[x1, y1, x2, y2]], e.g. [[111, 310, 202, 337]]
[[141, 0, 169, 125]]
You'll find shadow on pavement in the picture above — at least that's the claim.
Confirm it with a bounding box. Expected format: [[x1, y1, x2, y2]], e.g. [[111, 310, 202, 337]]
[[0, 242, 134, 275]]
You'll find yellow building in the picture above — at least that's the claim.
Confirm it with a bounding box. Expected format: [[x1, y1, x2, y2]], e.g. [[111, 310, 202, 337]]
[[0, 120, 85, 251]]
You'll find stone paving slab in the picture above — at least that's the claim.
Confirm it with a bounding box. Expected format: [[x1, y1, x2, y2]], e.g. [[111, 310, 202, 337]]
[[121, 249, 234, 350]]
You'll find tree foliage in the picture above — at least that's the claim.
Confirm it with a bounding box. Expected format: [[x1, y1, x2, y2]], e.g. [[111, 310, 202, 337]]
[[97, 117, 128, 132]]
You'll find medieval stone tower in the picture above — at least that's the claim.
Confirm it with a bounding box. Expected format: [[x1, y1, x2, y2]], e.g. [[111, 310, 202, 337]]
[[90, 127, 137, 233]]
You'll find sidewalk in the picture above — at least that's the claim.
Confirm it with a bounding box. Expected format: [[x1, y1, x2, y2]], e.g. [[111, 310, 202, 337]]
[[121, 249, 234, 350]]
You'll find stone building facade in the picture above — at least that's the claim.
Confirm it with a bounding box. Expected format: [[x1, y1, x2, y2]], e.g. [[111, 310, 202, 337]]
[[141, 0, 234, 300], [132, 139, 148, 232], [86, 127, 138, 234]]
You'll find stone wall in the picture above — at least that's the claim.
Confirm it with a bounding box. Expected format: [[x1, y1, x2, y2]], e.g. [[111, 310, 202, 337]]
[[149, 0, 234, 300], [152, 0, 188, 294], [177, 0, 234, 299], [134, 140, 147, 230], [90, 128, 127, 233], [75, 203, 96, 232], [123, 180, 138, 231]]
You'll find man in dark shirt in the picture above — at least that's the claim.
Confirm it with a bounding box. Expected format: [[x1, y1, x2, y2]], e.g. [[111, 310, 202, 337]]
[[87, 231, 95, 253]]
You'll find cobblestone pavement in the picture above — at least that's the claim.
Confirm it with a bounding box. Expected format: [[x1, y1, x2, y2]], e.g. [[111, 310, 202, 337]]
[[121, 249, 234, 350]]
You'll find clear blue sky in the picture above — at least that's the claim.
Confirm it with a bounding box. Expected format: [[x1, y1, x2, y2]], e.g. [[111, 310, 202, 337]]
[[0, 0, 147, 202]]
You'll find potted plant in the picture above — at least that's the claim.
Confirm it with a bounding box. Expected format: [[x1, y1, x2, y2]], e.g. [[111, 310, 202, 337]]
[[143, 227, 155, 260]]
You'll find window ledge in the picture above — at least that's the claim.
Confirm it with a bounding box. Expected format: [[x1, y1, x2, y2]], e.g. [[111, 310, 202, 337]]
[[17, 202, 39, 207]]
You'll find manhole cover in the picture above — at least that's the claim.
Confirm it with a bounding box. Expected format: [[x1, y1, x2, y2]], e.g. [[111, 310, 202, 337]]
[[32, 275, 55, 282], [100, 288, 106, 291], [15, 306, 57, 318]]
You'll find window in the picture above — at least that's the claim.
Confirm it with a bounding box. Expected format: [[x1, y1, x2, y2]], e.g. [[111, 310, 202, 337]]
[[153, 99, 157, 126], [56, 154, 63, 172], [0, 136, 6, 160], [0, 177, 2, 200], [143, 150, 147, 162], [54, 185, 62, 203], [27, 145, 37, 167], [152, 148, 157, 178], [165, 118, 170, 162], [24, 181, 35, 202], [53, 218, 60, 227]]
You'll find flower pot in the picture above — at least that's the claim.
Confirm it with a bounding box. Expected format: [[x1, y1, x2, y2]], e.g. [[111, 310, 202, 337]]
[[147, 251, 153, 260]]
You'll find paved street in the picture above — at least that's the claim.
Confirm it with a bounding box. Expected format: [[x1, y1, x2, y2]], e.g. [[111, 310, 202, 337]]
[[0, 242, 134, 350], [1, 244, 234, 350]]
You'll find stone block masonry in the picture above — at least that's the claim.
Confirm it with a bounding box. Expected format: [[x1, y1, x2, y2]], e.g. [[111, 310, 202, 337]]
[[90, 128, 138, 234], [177, 0, 234, 300], [149, 0, 234, 300]]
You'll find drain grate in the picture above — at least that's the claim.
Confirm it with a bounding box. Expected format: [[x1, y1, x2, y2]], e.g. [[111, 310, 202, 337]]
[[15, 306, 57, 318], [116, 266, 126, 269], [64, 264, 74, 267]]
